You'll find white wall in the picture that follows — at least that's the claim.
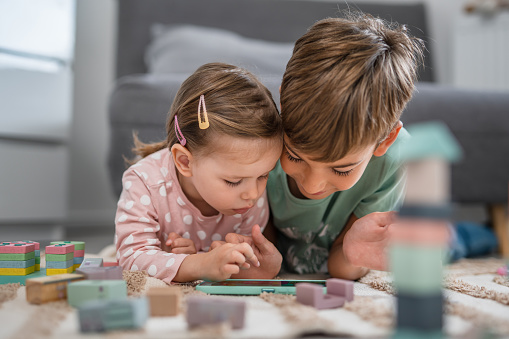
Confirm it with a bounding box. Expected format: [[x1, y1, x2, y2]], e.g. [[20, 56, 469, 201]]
[[68, 0, 467, 229], [68, 0, 118, 228]]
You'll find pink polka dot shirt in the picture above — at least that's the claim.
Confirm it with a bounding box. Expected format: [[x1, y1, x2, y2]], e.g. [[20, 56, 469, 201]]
[[115, 148, 269, 283]]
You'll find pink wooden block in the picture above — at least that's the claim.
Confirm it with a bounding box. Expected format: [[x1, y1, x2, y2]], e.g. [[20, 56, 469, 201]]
[[12, 241, 40, 250], [74, 250, 85, 257], [45, 244, 74, 254], [296, 283, 345, 309], [0, 243, 35, 254], [326, 278, 354, 302], [186, 296, 245, 329], [103, 261, 119, 267]]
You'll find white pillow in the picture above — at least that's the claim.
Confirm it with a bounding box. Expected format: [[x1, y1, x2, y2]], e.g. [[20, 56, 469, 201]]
[[145, 24, 294, 77]]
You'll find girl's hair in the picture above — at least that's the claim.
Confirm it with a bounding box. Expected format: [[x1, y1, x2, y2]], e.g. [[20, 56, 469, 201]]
[[131, 63, 282, 161], [281, 13, 424, 162]]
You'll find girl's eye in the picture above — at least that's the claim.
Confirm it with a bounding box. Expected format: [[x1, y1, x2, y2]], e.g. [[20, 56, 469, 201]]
[[332, 168, 354, 176], [224, 180, 241, 187], [258, 174, 269, 181], [285, 151, 302, 163]]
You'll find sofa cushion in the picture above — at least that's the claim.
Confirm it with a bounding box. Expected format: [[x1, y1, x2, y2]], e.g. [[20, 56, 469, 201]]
[[145, 24, 293, 77]]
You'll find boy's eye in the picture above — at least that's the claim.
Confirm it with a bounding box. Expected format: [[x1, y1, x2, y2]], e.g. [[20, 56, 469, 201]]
[[224, 180, 241, 187], [332, 168, 354, 176], [285, 151, 302, 163]]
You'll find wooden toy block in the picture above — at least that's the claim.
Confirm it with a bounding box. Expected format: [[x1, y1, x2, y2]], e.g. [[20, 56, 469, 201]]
[[78, 297, 148, 332], [46, 259, 74, 269], [103, 261, 119, 267], [0, 252, 35, 261], [74, 250, 85, 257], [12, 240, 40, 250], [73, 256, 84, 266], [79, 258, 103, 269], [67, 280, 128, 307], [0, 266, 35, 275], [0, 259, 35, 269], [186, 296, 246, 329], [397, 292, 443, 332], [0, 243, 35, 254], [45, 244, 74, 255], [326, 278, 354, 302], [45, 253, 74, 261], [26, 273, 85, 304], [146, 286, 182, 316], [47, 267, 74, 275], [296, 283, 345, 309], [75, 266, 123, 280], [51, 241, 85, 250], [35, 264, 40, 271]]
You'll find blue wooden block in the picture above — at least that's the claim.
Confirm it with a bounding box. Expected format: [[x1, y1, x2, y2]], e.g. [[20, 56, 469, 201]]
[[46, 259, 74, 269], [397, 292, 443, 332], [73, 256, 84, 265], [0, 258, 35, 268], [78, 297, 148, 332]]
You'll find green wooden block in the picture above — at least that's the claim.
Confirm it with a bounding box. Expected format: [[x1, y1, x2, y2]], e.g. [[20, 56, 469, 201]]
[[45, 253, 74, 261], [67, 280, 127, 308], [51, 241, 85, 250], [390, 244, 445, 295], [35, 257, 40, 264], [0, 252, 35, 261]]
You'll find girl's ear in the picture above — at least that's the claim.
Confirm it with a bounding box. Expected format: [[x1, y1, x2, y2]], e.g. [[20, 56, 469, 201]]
[[171, 144, 193, 177], [373, 121, 403, 157]]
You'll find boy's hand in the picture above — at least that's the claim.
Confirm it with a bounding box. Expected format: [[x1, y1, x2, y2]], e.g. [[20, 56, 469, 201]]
[[166, 232, 197, 254], [343, 211, 396, 271], [221, 225, 282, 278]]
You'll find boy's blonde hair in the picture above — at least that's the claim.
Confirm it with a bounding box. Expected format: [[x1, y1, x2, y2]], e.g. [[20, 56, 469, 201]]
[[132, 62, 282, 160], [280, 14, 424, 162]]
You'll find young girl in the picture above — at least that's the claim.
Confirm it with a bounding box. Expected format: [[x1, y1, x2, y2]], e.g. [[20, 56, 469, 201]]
[[115, 63, 283, 283]]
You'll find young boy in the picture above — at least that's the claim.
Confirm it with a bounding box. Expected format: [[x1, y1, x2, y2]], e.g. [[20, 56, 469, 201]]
[[217, 14, 424, 280], [266, 14, 424, 280]]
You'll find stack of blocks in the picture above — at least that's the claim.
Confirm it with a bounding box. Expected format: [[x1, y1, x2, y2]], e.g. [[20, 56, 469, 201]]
[[12, 241, 40, 271], [0, 242, 36, 276], [51, 241, 85, 270], [45, 244, 75, 275]]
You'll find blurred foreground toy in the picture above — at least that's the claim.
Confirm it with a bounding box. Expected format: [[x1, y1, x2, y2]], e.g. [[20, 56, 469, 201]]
[[296, 278, 353, 309], [186, 296, 245, 329], [391, 121, 462, 338], [147, 286, 182, 316], [26, 273, 85, 304], [78, 297, 148, 332], [67, 280, 127, 307]]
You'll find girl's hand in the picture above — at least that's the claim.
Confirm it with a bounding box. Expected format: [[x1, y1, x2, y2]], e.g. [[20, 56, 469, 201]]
[[201, 242, 260, 281], [166, 232, 197, 254]]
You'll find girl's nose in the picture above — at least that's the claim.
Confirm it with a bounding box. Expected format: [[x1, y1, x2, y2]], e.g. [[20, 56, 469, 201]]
[[241, 183, 259, 201]]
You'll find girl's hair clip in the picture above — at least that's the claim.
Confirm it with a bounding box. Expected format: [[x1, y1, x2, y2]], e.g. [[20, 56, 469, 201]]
[[198, 95, 210, 130], [174, 116, 186, 146]]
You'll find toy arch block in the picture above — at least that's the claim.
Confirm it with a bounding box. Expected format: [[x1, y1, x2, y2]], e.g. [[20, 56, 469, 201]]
[[296, 278, 353, 310]]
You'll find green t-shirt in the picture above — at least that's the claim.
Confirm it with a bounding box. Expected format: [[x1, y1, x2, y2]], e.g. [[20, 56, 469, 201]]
[[267, 128, 409, 274]]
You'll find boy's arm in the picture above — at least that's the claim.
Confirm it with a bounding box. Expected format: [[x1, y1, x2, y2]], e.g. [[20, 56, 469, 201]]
[[328, 213, 369, 280]]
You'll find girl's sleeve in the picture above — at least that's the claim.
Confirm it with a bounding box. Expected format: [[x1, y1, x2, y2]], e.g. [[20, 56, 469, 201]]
[[115, 168, 188, 284], [237, 190, 270, 236]]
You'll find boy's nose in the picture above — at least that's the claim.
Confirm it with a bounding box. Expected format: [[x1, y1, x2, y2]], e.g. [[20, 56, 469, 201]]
[[301, 171, 326, 195]]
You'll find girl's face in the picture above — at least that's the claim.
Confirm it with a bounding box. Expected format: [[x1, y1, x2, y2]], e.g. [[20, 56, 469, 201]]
[[187, 136, 282, 216]]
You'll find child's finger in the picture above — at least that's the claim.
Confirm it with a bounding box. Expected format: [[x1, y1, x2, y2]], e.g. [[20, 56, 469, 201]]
[[251, 224, 273, 255], [222, 264, 240, 276], [224, 233, 247, 244], [234, 243, 260, 267], [171, 246, 195, 254], [166, 232, 181, 246], [210, 240, 225, 251], [172, 237, 191, 248]]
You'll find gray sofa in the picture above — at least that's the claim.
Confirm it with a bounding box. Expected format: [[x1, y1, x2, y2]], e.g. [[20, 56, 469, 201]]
[[108, 0, 509, 254]]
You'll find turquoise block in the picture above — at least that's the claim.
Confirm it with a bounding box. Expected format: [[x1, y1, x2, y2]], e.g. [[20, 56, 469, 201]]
[[67, 280, 127, 308], [46, 259, 74, 269], [78, 297, 148, 332], [35, 250, 40, 257], [73, 256, 84, 265], [0, 258, 35, 268]]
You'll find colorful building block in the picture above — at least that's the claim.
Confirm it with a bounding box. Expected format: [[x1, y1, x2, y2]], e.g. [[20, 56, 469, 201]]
[[47, 267, 74, 275], [67, 280, 127, 307], [0, 252, 35, 261], [296, 278, 353, 310], [46, 259, 74, 269], [51, 241, 85, 250], [26, 273, 85, 304], [75, 266, 123, 280], [46, 253, 74, 261], [0, 259, 35, 269], [79, 258, 103, 269], [78, 297, 148, 332], [0, 243, 35, 254], [103, 261, 119, 267], [45, 244, 74, 254], [0, 267, 35, 275], [186, 296, 245, 329], [12, 240, 40, 250], [146, 286, 182, 316]]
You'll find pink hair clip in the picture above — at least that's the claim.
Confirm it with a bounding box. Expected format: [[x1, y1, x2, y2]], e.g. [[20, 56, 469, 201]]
[[198, 95, 210, 130], [174, 116, 186, 146]]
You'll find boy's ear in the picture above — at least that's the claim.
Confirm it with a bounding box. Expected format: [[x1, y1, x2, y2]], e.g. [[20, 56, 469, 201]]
[[373, 121, 403, 157], [171, 144, 193, 177]]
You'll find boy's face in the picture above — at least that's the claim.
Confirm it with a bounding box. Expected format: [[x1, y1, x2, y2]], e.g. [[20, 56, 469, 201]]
[[281, 135, 377, 200]]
